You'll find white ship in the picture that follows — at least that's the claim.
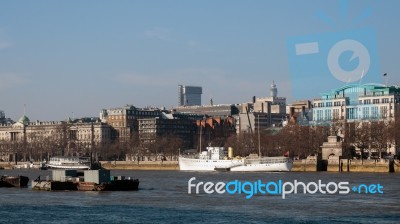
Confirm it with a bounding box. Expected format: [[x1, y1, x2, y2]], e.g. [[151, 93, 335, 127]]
[[178, 147, 292, 172], [230, 154, 292, 172], [45, 156, 91, 170], [179, 147, 244, 171]]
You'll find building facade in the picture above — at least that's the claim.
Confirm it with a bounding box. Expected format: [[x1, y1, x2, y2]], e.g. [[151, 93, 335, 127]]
[[178, 85, 202, 106], [138, 114, 197, 148], [235, 112, 287, 134], [173, 104, 239, 117], [235, 82, 287, 133], [310, 84, 400, 156], [0, 116, 111, 162], [100, 105, 163, 143], [286, 100, 313, 125], [0, 110, 14, 125], [196, 116, 236, 143], [312, 84, 400, 124]]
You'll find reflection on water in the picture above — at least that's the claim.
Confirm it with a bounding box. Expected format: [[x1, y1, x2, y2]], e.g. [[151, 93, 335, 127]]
[[1, 169, 399, 223]]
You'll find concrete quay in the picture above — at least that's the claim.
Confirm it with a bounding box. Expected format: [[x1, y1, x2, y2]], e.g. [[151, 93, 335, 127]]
[[292, 159, 400, 173], [100, 161, 179, 170], [2, 160, 399, 172]]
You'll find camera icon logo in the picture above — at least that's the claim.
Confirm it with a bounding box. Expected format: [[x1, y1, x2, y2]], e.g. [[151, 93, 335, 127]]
[[287, 27, 381, 100], [327, 39, 370, 83]]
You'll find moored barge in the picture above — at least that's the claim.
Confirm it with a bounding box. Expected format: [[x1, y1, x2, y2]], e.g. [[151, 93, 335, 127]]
[[32, 170, 139, 191]]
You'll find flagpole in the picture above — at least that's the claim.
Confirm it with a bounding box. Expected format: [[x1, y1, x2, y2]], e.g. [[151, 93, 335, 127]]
[[384, 73, 388, 87]]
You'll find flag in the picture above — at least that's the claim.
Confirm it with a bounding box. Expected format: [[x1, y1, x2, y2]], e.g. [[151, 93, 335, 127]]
[[284, 151, 289, 157], [383, 73, 387, 76]]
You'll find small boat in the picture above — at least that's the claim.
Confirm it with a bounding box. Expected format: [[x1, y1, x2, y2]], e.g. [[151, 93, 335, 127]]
[[0, 175, 29, 187], [45, 156, 91, 170]]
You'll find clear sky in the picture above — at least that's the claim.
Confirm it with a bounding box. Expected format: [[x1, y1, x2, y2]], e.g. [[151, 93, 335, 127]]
[[0, 0, 399, 121]]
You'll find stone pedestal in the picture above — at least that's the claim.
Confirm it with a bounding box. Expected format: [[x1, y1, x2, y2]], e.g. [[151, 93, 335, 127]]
[[320, 136, 343, 171], [321, 136, 343, 160]]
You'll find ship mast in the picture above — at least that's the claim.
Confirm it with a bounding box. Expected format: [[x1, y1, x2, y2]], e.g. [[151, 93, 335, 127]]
[[258, 114, 261, 157], [199, 117, 203, 153]]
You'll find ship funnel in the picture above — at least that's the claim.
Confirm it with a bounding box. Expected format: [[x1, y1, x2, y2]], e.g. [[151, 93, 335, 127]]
[[228, 147, 234, 159]]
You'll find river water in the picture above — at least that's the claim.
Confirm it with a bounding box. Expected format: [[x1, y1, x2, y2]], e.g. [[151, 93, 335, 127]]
[[0, 169, 399, 223]]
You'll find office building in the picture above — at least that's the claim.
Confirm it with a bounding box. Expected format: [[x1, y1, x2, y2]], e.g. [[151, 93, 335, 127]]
[[178, 85, 202, 106], [173, 104, 239, 117], [100, 105, 163, 142], [312, 84, 400, 124], [0, 115, 111, 162]]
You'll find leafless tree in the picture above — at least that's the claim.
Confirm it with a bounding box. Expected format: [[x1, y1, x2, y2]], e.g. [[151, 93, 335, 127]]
[[370, 121, 389, 159], [353, 122, 371, 163]]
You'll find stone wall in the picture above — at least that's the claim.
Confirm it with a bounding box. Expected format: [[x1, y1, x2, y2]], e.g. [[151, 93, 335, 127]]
[[292, 160, 317, 172], [326, 159, 400, 173]]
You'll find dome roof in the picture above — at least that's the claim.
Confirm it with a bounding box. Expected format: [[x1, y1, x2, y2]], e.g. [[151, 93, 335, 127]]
[[18, 115, 30, 125]]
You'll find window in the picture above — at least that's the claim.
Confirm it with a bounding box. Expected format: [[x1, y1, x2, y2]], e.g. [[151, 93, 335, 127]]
[[371, 107, 379, 119], [333, 109, 340, 119], [380, 106, 388, 118], [362, 107, 370, 119], [316, 110, 323, 121], [325, 109, 332, 120], [346, 108, 356, 120]]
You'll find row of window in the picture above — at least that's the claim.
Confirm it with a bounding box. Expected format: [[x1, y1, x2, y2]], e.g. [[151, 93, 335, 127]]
[[361, 98, 392, 105], [314, 106, 390, 121], [110, 110, 160, 116], [314, 97, 398, 108], [140, 129, 192, 134]]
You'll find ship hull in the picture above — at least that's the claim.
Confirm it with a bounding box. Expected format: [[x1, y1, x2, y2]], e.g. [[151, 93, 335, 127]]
[[178, 157, 244, 171], [179, 156, 292, 172], [230, 161, 293, 172], [45, 164, 90, 170]]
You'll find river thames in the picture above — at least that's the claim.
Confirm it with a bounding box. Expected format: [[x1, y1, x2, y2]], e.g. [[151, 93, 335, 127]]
[[1, 170, 399, 223]]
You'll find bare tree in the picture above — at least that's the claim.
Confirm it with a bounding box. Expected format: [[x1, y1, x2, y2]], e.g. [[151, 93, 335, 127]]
[[353, 122, 371, 163], [224, 132, 257, 157], [370, 121, 389, 159]]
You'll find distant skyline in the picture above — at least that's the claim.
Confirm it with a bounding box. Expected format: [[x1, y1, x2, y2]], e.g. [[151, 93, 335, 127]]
[[1, 0, 399, 121]]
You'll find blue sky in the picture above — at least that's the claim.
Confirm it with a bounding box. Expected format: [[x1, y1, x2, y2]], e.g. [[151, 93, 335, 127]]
[[0, 0, 399, 121]]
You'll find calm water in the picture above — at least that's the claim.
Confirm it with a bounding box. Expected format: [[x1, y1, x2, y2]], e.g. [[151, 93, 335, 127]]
[[0, 169, 399, 224]]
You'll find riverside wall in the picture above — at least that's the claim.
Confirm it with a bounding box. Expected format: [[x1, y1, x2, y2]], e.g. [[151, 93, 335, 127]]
[[99, 161, 179, 170], [1, 160, 399, 172], [292, 160, 318, 172], [292, 159, 400, 173], [325, 159, 400, 173]]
